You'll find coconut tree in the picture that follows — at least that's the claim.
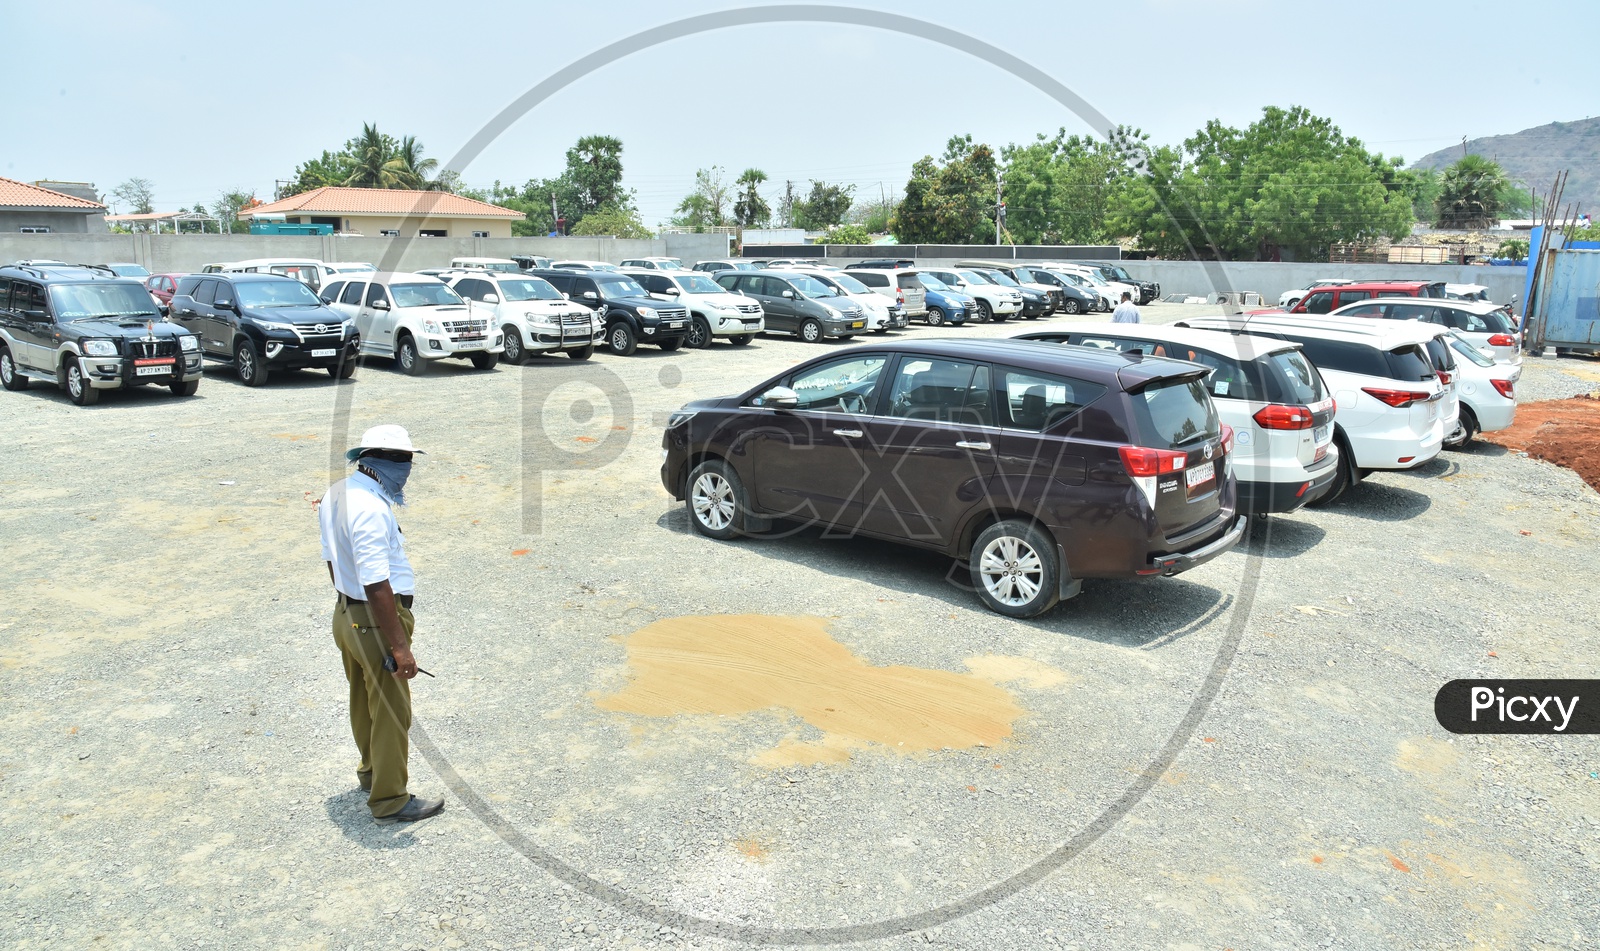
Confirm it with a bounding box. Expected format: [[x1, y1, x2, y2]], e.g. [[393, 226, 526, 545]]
[[1435, 155, 1509, 229], [733, 168, 770, 228], [343, 123, 397, 188], [392, 136, 440, 190]]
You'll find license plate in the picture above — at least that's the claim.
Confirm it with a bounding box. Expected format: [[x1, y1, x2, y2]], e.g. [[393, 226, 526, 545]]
[[1313, 424, 1329, 443], [135, 364, 172, 377], [666, 321, 684, 329], [851, 321, 864, 329], [1185, 460, 1215, 489], [312, 348, 337, 358]]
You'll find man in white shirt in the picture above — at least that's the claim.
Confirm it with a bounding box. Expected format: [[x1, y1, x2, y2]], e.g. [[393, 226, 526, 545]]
[[1112, 291, 1141, 324], [320, 424, 443, 824]]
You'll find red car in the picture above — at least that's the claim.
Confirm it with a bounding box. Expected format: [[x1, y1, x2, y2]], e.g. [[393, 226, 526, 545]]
[[144, 273, 186, 306]]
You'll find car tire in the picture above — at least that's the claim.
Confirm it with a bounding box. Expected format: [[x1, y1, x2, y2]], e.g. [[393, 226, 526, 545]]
[[470, 351, 497, 371], [397, 334, 426, 376], [798, 318, 824, 343], [1062, 298, 1081, 315], [686, 459, 753, 540], [975, 301, 993, 323], [169, 379, 200, 397], [501, 327, 526, 364], [607, 323, 637, 356], [686, 316, 712, 349], [659, 336, 684, 351], [925, 306, 946, 327], [0, 346, 27, 391], [1443, 406, 1479, 450], [65, 356, 99, 406], [969, 519, 1061, 619], [235, 340, 268, 387], [328, 357, 357, 380], [568, 345, 594, 361], [1308, 435, 1356, 507], [729, 334, 753, 346]]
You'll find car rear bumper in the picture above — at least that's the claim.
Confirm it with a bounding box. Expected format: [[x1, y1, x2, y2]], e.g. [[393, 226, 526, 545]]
[[1145, 515, 1249, 576]]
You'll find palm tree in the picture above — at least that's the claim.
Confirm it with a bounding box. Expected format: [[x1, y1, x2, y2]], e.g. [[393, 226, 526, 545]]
[[344, 123, 396, 188], [391, 136, 441, 190], [733, 168, 770, 228], [1435, 155, 1508, 229]]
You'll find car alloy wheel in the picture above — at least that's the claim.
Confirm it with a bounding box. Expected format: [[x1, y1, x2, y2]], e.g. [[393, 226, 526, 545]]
[[976, 301, 993, 323], [979, 536, 1043, 606], [970, 519, 1060, 617], [501, 328, 524, 364], [692, 471, 736, 533], [1063, 298, 1081, 315], [687, 317, 711, 349], [926, 306, 945, 326], [799, 318, 823, 343], [0, 348, 25, 391], [66, 356, 98, 405]]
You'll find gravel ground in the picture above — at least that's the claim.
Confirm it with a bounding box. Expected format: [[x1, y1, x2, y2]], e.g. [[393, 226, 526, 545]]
[[1, 302, 1597, 950]]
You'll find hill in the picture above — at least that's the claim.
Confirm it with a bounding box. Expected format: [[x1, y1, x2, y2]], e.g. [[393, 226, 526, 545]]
[[1410, 117, 1600, 218]]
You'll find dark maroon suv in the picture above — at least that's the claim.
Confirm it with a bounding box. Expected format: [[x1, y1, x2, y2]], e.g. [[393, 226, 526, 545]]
[[660, 339, 1248, 617]]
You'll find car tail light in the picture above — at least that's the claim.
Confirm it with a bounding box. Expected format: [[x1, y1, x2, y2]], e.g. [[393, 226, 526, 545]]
[[1361, 387, 1429, 408], [1487, 333, 1515, 347], [1491, 378, 1515, 399], [1119, 445, 1188, 477], [1437, 370, 1453, 386], [896, 289, 905, 304], [1252, 404, 1315, 430]]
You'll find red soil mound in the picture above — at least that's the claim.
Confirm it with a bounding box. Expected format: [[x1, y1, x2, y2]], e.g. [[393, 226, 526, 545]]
[[1481, 394, 1600, 492]]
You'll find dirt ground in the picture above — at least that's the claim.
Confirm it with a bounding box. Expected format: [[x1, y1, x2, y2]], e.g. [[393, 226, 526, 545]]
[[1482, 393, 1600, 492]]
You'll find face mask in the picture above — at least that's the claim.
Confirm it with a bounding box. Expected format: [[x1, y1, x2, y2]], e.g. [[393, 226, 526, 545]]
[[359, 457, 412, 506]]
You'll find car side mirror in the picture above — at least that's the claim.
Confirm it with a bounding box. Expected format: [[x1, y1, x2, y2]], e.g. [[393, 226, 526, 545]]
[[215, 299, 235, 311], [157, 303, 170, 317], [781, 289, 795, 299], [758, 386, 799, 409], [664, 287, 680, 295], [320, 296, 336, 304], [582, 291, 598, 300], [24, 309, 48, 321], [371, 299, 390, 311], [561, 292, 571, 300], [482, 293, 500, 304]]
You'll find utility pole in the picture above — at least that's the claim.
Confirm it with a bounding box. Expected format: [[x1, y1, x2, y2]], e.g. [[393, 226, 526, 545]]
[[995, 168, 1002, 246]]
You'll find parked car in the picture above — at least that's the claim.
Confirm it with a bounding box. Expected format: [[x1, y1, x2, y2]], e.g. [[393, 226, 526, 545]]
[[692, 259, 758, 272], [1443, 283, 1492, 303], [842, 259, 915, 270], [914, 273, 973, 326], [1007, 265, 1099, 315], [0, 263, 203, 405], [1044, 269, 1114, 312], [713, 270, 867, 342], [1015, 324, 1340, 515], [620, 257, 686, 270], [1178, 314, 1448, 502], [624, 269, 764, 347], [1090, 262, 1159, 305], [144, 273, 186, 307], [445, 271, 603, 362], [530, 269, 689, 355], [168, 273, 360, 384], [101, 262, 152, 280], [837, 268, 926, 323], [1441, 329, 1518, 447], [450, 257, 521, 273], [551, 260, 623, 272], [1279, 278, 1355, 310], [788, 267, 904, 332], [1046, 263, 1139, 310], [1280, 280, 1447, 314], [761, 258, 833, 270], [510, 255, 554, 271], [221, 258, 341, 294], [919, 267, 1022, 323], [661, 338, 1247, 617], [321, 272, 503, 374], [1327, 297, 1522, 367], [961, 265, 1056, 318]]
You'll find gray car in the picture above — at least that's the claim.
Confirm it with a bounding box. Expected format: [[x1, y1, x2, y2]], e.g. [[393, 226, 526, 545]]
[[713, 270, 868, 342]]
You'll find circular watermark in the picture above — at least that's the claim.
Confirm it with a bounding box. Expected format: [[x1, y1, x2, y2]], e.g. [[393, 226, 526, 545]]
[[324, 3, 1260, 944]]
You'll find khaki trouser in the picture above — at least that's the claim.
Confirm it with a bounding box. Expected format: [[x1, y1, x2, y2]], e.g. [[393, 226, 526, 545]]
[[333, 596, 415, 818]]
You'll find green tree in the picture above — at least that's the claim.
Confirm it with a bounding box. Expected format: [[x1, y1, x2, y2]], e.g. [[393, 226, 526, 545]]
[[890, 136, 998, 243], [670, 166, 732, 231], [1435, 154, 1509, 229], [792, 180, 855, 231], [564, 135, 632, 222], [816, 224, 873, 245], [112, 177, 155, 215], [343, 123, 401, 188], [391, 136, 441, 190], [733, 168, 770, 228], [213, 189, 257, 234], [1495, 238, 1529, 260], [569, 204, 652, 239], [284, 150, 354, 196], [1000, 127, 1139, 244]]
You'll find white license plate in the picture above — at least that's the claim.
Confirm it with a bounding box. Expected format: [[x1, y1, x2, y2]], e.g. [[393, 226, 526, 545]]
[[1185, 461, 1215, 488], [666, 321, 684, 329], [1313, 424, 1329, 443], [312, 348, 337, 358], [135, 364, 173, 377]]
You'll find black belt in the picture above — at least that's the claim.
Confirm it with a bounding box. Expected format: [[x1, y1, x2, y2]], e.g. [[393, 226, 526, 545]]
[[339, 592, 414, 609]]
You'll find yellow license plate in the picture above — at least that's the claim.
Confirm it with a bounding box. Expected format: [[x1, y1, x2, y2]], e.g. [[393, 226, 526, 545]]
[[851, 321, 864, 329]]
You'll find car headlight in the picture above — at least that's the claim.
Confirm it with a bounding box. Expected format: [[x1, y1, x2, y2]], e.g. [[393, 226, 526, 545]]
[[256, 320, 295, 332], [179, 335, 199, 352], [667, 409, 697, 428], [526, 312, 557, 327], [637, 307, 656, 319], [82, 339, 116, 357], [821, 305, 840, 319], [422, 318, 443, 334], [715, 303, 740, 313]]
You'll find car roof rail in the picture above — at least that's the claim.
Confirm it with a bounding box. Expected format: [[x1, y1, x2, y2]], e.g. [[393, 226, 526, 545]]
[[70, 263, 121, 278]]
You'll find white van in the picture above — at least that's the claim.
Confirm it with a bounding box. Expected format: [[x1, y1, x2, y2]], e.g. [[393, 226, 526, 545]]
[[223, 259, 337, 293], [449, 257, 521, 273]]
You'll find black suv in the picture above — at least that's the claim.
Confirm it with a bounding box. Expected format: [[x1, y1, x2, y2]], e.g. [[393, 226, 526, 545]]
[[662, 338, 1247, 617], [1007, 265, 1098, 315], [168, 273, 359, 385], [529, 269, 689, 356], [0, 263, 203, 406]]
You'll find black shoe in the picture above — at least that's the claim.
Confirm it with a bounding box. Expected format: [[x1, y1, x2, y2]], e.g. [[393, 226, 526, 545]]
[[357, 770, 372, 792], [377, 795, 444, 824]]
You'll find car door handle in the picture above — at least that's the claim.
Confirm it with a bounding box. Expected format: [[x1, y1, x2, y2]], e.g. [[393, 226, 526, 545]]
[[956, 440, 992, 450], [833, 429, 863, 438]]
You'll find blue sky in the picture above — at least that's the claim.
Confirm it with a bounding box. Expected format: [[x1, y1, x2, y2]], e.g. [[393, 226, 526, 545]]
[[10, 0, 1598, 224]]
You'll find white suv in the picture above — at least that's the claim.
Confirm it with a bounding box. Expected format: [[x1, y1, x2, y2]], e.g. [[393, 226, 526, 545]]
[[1179, 313, 1447, 502], [1328, 297, 1522, 368], [1017, 324, 1341, 514], [792, 267, 905, 332], [445, 271, 603, 362], [1443, 330, 1518, 446], [619, 257, 685, 270], [625, 269, 765, 347], [322, 272, 503, 375], [919, 267, 1021, 322], [1045, 263, 1138, 309]]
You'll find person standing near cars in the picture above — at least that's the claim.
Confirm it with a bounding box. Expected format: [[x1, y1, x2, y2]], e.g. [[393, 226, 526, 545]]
[[1112, 291, 1141, 324], [320, 424, 444, 824]]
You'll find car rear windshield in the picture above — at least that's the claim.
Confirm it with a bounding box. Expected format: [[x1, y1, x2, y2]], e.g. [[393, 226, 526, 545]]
[[1449, 335, 1496, 367], [235, 280, 323, 307], [1132, 377, 1221, 449], [1263, 349, 1327, 405], [1423, 337, 1456, 373], [895, 273, 923, 291], [1385, 344, 1436, 382], [393, 283, 464, 308]]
